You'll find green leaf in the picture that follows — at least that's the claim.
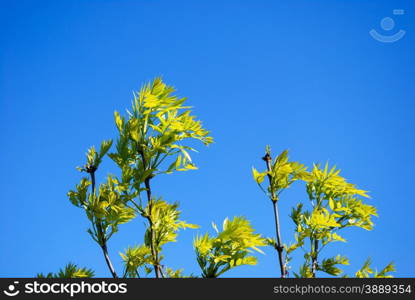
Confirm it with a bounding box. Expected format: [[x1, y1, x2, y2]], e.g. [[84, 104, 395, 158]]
[[120, 245, 151, 278], [252, 167, 265, 184], [194, 216, 265, 278], [114, 111, 124, 132], [253, 148, 308, 201], [319, 255, 349, 276], [331, 232, 346, 242], [99, 140, 113, 158], [37, 263, 94, 278], [129, 119, 140, 143], [144, 199, 198, 248], [375, 262, 395, 278]]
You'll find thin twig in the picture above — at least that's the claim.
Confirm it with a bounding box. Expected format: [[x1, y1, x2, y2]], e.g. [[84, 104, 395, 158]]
[[140, 150, 163, 278], [88, 167, 118, 278], [263, 151, 287, 278], [272, 200, 286, 278], [101, 243, 118, 278], [311, 239, 318, 277]]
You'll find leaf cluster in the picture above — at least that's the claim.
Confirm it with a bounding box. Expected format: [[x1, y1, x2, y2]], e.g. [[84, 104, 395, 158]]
[[37, 263, 94, 278], [142, 199, 198, 250], [194, 216, 266, 278], [355, 258, 395, 278], [253, 149, 308, 201]]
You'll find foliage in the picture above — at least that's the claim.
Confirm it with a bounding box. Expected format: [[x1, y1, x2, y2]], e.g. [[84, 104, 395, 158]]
[[253, 148, 395, 278], [252, 148, 308, 202], [69, 174, 136, 246], [108, 77, 213, 182], [65, 78, 215, 278], [290, 163, 384, 277], [142, 199, 199, 250], [355, 258, 396, 278], [76, 140, 113, 173], [37, 263, 94, 278], [194, 216, 266, 278], [42, 78, 395, 279], [252, 148, 309, 277], [120, 245, 152, 278]]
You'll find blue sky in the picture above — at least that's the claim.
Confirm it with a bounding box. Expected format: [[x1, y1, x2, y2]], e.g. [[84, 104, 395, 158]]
[[1, 0, 414, 278]]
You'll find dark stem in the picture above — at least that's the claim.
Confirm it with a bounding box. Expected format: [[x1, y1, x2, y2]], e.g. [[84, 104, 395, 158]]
[[88, 168, 118, 278], [272, 200, 286, 278], [311, 195, 323, 278], [88, 168, 96, 194], [144, 178, 162, 278], [311, 239, 318, 278], [101, 243, 118, 278], [263, 152, 287, 278], [140, 151, 163, 278]]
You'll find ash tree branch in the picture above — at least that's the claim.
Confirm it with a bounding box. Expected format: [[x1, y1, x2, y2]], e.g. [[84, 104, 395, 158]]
[[87, 167, 118, 278], [262, 152, 287, 278]]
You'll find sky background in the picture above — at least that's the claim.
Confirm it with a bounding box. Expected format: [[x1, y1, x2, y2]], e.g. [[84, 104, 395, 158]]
[[1, 0, 414, 278]]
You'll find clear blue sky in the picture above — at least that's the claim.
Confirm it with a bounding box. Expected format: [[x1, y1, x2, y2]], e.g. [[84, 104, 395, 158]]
[[1, 0, 414, 278]]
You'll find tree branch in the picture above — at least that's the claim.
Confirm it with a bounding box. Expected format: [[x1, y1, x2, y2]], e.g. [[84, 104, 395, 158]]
[[263, 152, 287, 278], [140, 150, 163, 278], [311, 239, 318, 277], [87, 167, 118, 278], [100, 242, 118, 278]]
